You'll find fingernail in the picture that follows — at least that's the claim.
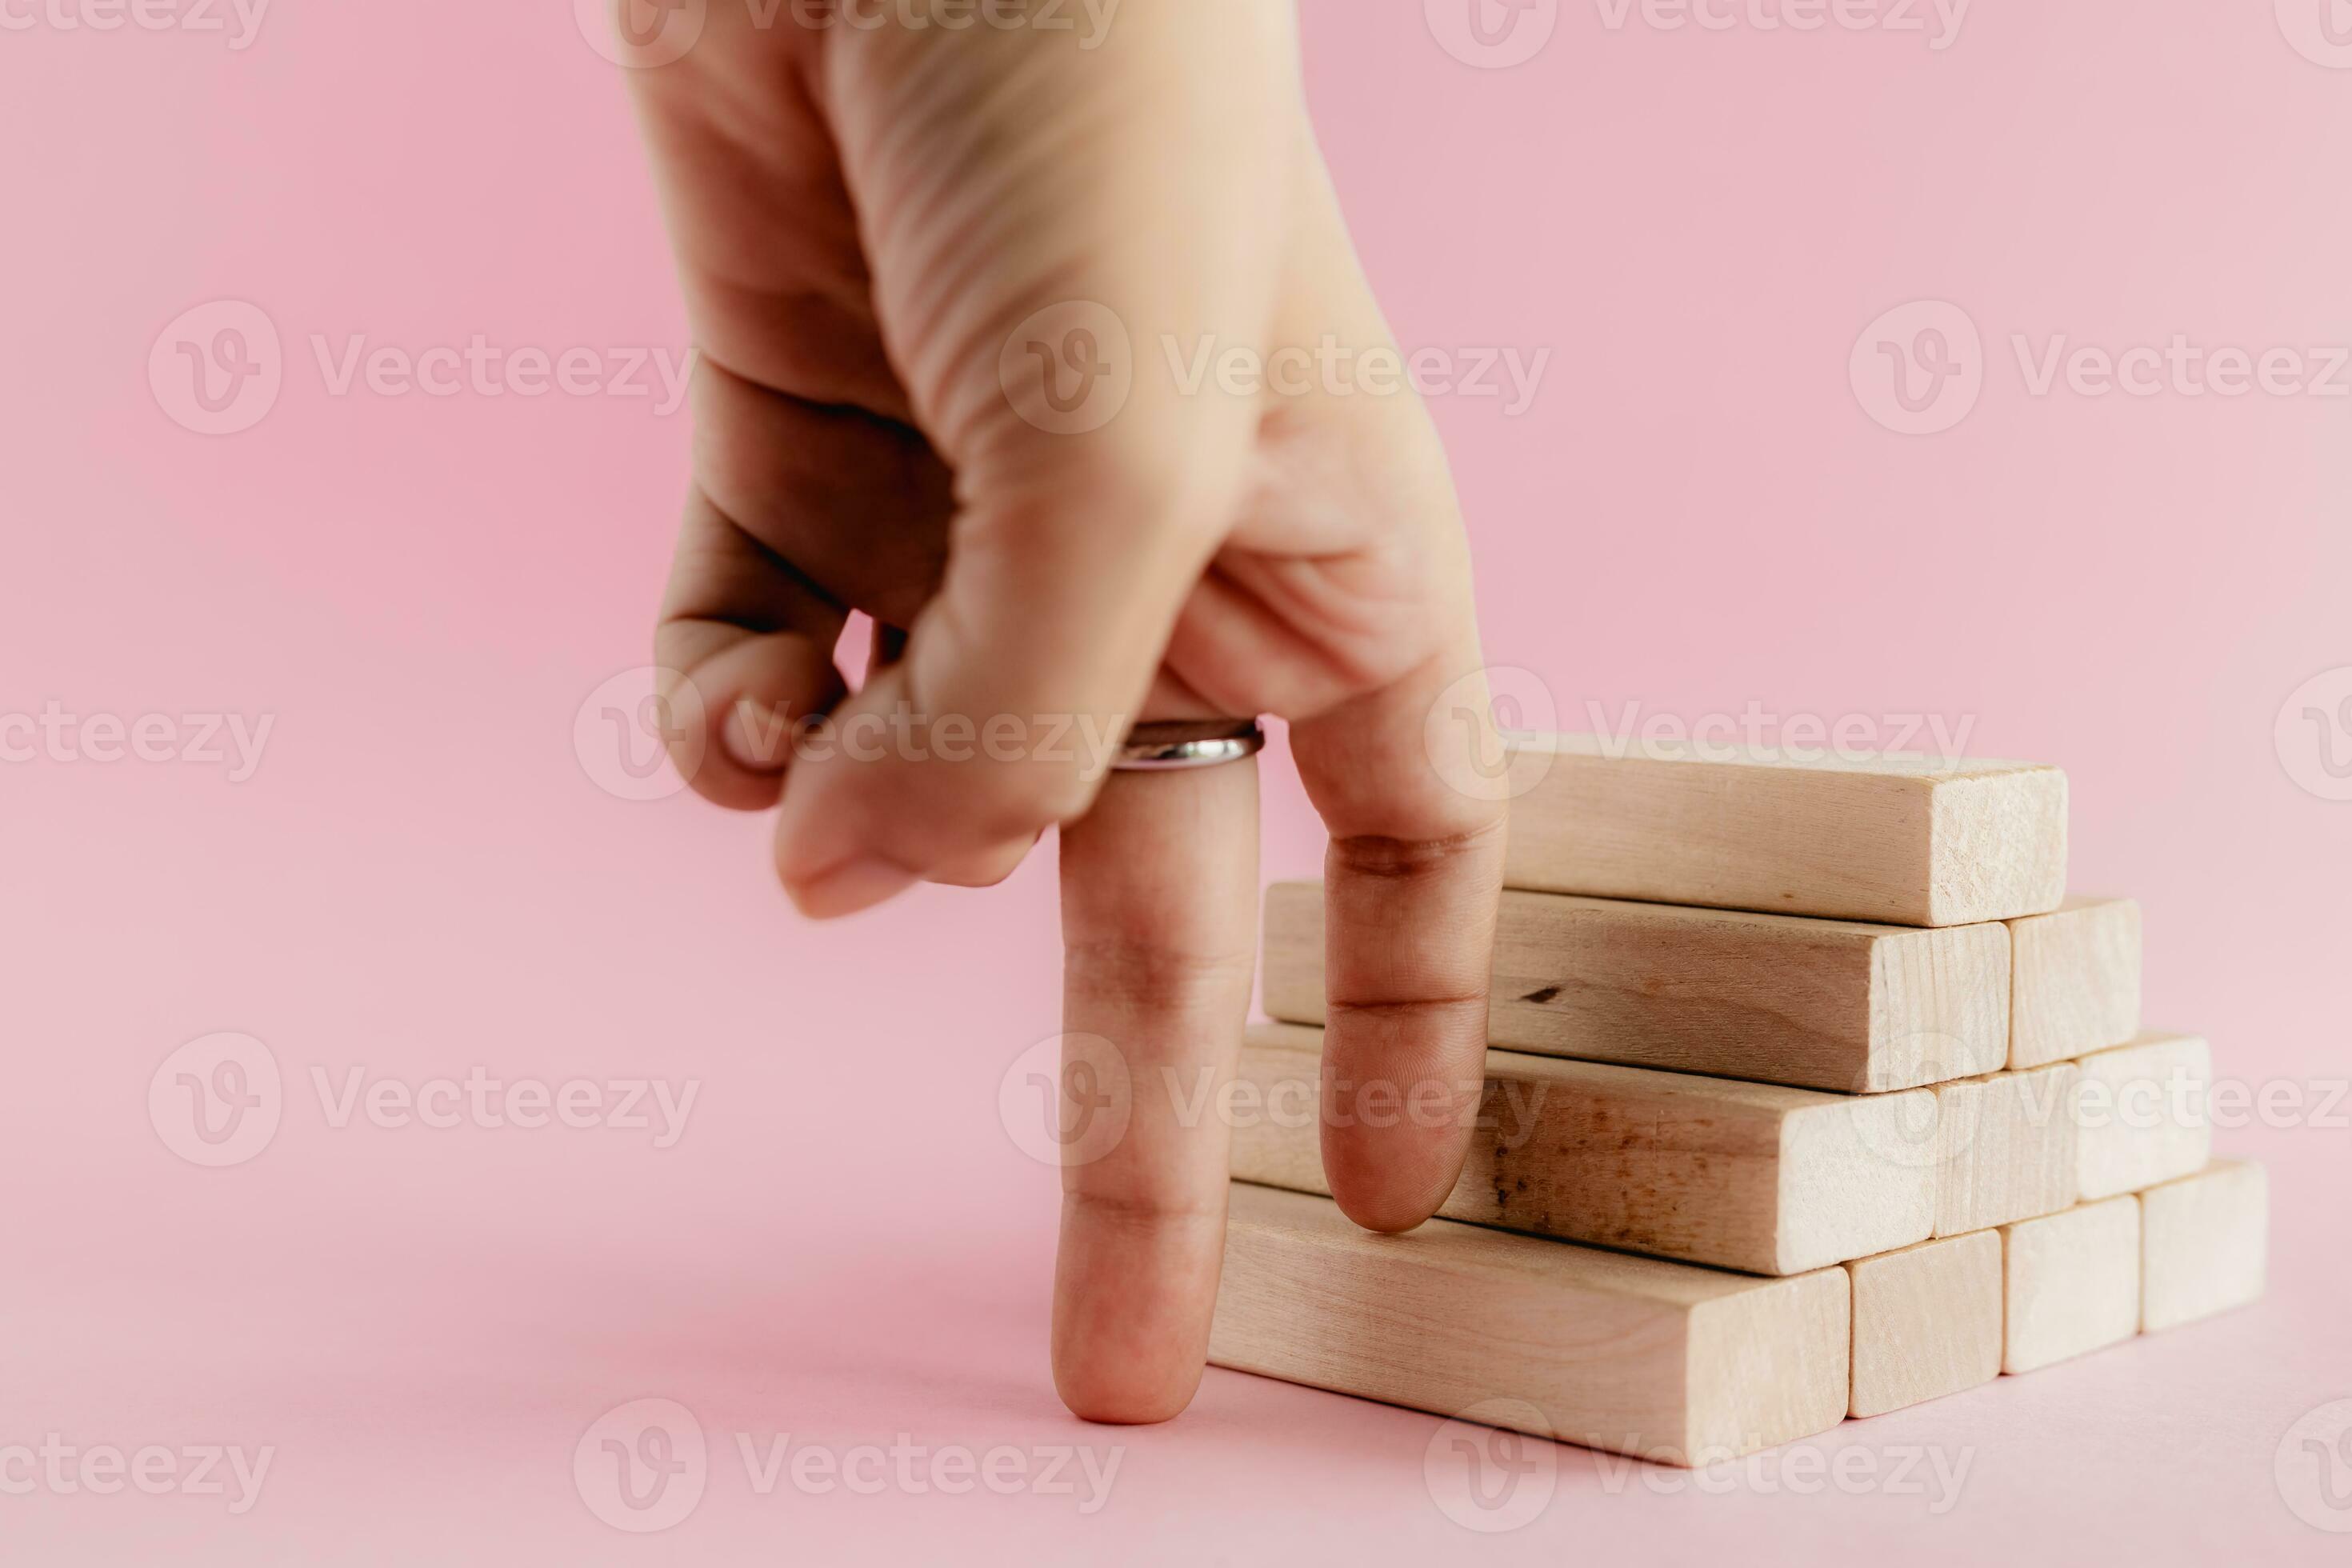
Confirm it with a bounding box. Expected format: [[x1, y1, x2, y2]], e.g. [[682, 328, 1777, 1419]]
[[790, 855, 920, 919], [722, 702, 790, 773]]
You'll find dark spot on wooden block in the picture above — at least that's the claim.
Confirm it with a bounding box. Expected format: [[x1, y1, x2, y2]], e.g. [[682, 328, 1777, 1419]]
[[1521, 985, 1562, 1005]]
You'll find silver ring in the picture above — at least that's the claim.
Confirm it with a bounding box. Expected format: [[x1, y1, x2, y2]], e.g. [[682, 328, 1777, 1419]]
[[1114, 718, 1266, 771]]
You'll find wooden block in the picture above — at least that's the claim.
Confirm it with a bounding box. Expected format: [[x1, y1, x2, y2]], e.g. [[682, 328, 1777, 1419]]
[[1496, 735, 2067, 927], [1846, 1231, 2005, 1418], [2002, 1196, 2142, 1373], [2141, 1159, 2268, 1332], [1933, 1063, 2080, 1237], [1209, 1182, 1851, 1465], [2007, 896, 2142, 1068], [1261, 882, 2009, 1093], [2074, 1033, 2212, 1201], [1230, 1021, 1938, 1274]]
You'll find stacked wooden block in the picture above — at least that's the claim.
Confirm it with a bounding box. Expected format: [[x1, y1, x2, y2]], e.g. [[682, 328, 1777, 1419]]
[[1207, 737, 2268, 1465]]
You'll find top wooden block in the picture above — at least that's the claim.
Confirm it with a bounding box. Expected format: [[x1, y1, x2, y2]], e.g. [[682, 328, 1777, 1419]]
[[1498, 736, 2069, 927]]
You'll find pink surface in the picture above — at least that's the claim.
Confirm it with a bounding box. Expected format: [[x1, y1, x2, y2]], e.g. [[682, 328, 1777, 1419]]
[[5, 2, 2350, 1560]]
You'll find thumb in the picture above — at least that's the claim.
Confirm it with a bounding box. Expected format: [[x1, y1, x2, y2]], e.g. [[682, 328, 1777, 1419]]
[[774, 2, 1304, 914]]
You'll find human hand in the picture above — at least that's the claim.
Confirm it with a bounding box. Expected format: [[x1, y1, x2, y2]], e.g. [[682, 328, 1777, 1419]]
[[622, 0, 1506, 1422]]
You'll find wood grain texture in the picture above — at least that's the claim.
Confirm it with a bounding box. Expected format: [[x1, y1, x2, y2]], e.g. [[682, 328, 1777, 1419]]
[[1846, 1231, 2005, 1418], [1209, 1182, 1851, 1465], [1229, 1022, 1938, 1274], [1494, 735, 2068, 927], [2008, 896, 2143, 1069], [2002, 1196, 2142, 1374], [1261, 882, 2010, 1093], [2141, 1159, 2268, 1332], [1933, 1063, 2081, 1237], [2074, 1032, 2213, 1202]]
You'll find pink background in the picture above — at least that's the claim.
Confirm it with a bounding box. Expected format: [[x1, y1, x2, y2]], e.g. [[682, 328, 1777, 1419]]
[[4, 1, 2350, 1561]]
